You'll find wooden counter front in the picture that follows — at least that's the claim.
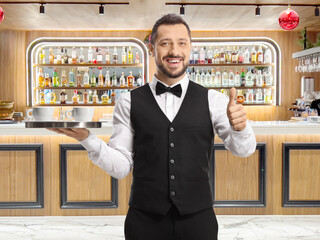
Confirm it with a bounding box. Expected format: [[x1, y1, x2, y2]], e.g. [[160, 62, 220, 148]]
[[0, 122, 320, 216]]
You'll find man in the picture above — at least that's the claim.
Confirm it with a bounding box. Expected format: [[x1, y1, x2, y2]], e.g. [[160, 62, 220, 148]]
[[51, 14, 256, 240]]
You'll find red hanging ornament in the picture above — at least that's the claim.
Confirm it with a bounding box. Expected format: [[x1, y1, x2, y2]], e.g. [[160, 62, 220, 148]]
[[278, 6, 299, 30], [0, 7, 4, 23]]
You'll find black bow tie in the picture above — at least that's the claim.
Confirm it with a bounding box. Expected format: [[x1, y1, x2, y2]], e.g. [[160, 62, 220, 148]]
[[155, 82, 182, 98]]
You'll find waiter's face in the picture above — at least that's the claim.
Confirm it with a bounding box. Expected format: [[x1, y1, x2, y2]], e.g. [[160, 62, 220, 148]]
[[151, 24, 191, 80]]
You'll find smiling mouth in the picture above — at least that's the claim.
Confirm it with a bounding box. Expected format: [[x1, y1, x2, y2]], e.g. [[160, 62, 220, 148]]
[[165, 58, 183, 64]]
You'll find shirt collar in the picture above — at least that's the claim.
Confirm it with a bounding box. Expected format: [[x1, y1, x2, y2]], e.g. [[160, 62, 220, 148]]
[[149, 74, 189, 94]]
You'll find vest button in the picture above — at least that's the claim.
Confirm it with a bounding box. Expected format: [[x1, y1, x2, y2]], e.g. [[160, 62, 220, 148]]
[[170, 175, 175, 180], [170, 159, 175, 164], [170, 127, 174, 132], [170, 143, 174, 148], [171, 191, 176, 196]]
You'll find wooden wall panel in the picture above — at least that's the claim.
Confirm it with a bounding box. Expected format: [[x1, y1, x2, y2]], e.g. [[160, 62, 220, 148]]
[[289, 149, 320, 201], [215, 150, 259, 201]]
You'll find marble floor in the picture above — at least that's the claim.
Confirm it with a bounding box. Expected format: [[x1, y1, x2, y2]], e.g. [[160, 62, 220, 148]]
[[0, 215, 319, 240]]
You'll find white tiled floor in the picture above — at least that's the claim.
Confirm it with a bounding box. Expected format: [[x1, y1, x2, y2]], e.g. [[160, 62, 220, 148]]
[[0, 215, 319, 240]]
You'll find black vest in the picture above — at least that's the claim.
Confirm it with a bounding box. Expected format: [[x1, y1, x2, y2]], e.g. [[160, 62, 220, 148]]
[[130, 81, 214, 215]]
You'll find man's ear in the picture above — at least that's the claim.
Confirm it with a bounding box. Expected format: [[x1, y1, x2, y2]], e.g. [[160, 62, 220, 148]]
[[149, 44, 155, 57]]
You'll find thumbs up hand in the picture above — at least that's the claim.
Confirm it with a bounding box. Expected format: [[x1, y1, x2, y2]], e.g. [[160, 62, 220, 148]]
[[227, 88, 247, 131]]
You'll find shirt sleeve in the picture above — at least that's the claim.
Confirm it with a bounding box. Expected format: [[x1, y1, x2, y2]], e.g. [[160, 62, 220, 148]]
[[79, 92, 134, 179], [208, 89, 257, 157]]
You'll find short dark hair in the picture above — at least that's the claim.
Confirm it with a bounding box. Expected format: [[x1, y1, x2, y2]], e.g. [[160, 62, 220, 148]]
[[150, 13, 191, 45]]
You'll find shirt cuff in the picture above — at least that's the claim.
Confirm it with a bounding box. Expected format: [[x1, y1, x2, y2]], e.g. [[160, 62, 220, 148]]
[[230, 121, 252, 136], [79, 132, 97, 152]]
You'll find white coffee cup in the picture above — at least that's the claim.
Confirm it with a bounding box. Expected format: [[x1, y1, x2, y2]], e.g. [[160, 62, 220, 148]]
[[65, 107, 94, 122], [26, 107, 54, 121]]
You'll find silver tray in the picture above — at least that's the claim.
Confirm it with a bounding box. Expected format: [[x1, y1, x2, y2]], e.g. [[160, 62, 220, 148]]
[[25, 121, 102, 128]]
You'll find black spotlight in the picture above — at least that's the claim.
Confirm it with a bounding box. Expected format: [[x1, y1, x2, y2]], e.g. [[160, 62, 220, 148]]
[[315, 6, 319, 17], [255, 5, 260, 16], [99, 4, 104, 15], [40, 4, 45, 14], [180, 5, 185, 16]]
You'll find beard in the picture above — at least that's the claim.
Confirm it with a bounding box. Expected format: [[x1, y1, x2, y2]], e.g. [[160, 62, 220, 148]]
[[156, 55, 189, 79]]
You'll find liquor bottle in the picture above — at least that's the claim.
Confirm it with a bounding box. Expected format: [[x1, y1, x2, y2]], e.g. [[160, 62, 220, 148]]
[[134, 51, 140, 64], [61, 70, 68, 87], [127, 71, 135, 87], [112, 47, 118, 64], [238, 47, 244, 63], [49, 48, 54, 64], [236, 90, 245, 103], [53, 69, 59, 87], [251, 46, 257, 63], [213, 47, 220, 64], [243, 47, 250, 64], [245, 69, 254, 87], [38, 48, 45, 64], [63, 49, 68, 64], [60, 89, 67, 104], [101, 91, 109, 104], [97, 48, 103, 64], [193, 48, 199, 64], [222, 69, 229, 87], [98, 70, 104, 87], [72, 47, 77, 64], [83, 90, 88, 104], [220, 47, 225, 63], [105, 47, 111, 64], [90, 71, 96, 87], [56, 47, 62, 64], [78, 47, 85, 64], [264, 89, 272, 103], [72, 90, 79, 104], [83, 70, 90, 87], [240, 68, 246, 86], [128, 46, 133, 64], [215, 68, 221, 87], [199, 69, 205, 86], [257, 45, 264, 64], [234, 71, 241, 87], [112, 71, 117, 86], [231, 46, 238, 63], [38, 67, 44, 87], [88, 90, 93, 103], [111, 90, 116, 104], [207, 46, 213, 64], [68, 69, 75, 87], [136, 71, 143, 86], [205, 69, 211, 87], [210, 68, 215, 87], [199, 47, 206, 64], [265, 68, 273, 86], [121, 47, 127, 64], [256, 89, 263, 103], [256, 70, 263, 87], [195, 69, 201, 84], [39, 90, 45, 105], [225, 46, 232, 64], [246, 89, 254, 103], [119, 72, 126, 87], [76, 71, 82, 87], [88, 46, 93, 64], [44, 73, 51, 87], [105, 70, 111, 87], [264, 48, 272, 64], [50, 91, 56, 104], [92, 90, 98, 104], [189, 67, 195, 82], [61, 48, 66, 64], [228, 69, 235, 87]]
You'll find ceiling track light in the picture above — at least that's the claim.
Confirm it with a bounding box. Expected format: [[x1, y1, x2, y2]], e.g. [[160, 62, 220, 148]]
[[255, 5, 260, 16], [180, 4, 185, 15], [39, 3, 45, 14], [315, 6, 319, 16], [99, 4, 104, 15]]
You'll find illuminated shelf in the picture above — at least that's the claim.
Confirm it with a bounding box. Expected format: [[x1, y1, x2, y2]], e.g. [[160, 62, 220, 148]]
[[34, 86, 137, 90], [33, 103, 115, 107], [189, 63, 273, 67], [207, 86, 274, 89], [33, 63, 143, 68]]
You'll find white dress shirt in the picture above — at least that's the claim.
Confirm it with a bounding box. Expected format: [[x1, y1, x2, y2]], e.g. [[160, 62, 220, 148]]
[[80, 74, 257, 179]]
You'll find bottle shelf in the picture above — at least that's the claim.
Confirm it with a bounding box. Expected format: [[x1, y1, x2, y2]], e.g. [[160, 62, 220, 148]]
[[34, 103, 116, 107], [207, 86, 274, 89], [34, 86, 137, 90], [34, 63, 143, 68], [189, 63, 273, 67]]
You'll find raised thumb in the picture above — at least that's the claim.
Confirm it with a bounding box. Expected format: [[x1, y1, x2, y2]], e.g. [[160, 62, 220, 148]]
[[228, 87, 236, 106]]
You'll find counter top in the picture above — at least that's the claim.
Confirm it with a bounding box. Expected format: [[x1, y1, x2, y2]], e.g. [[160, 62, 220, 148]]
[[0, 121, 319, 135]]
